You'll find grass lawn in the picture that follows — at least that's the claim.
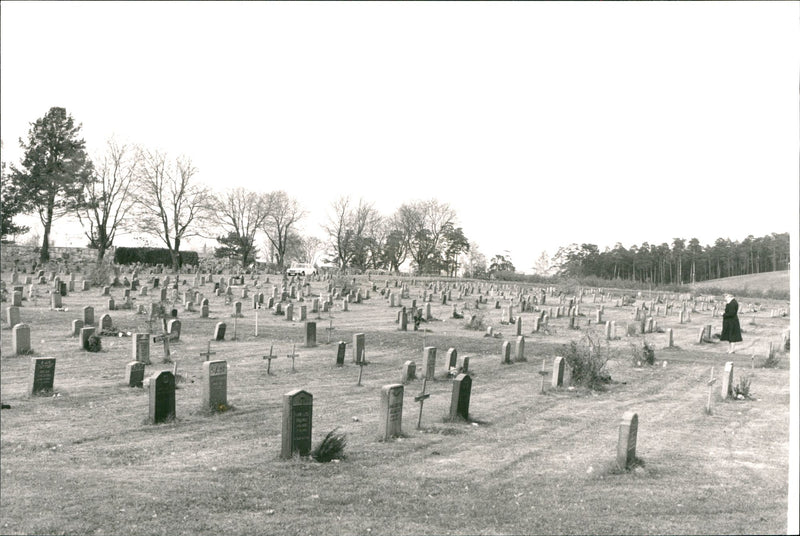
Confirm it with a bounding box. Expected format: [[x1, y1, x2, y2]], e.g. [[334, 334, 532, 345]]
[[1, 273, 794, 535]]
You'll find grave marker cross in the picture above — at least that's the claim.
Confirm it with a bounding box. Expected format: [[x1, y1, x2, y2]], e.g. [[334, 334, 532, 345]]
[[325, 319, 336, 344], [538, 359, 548, 393], [200, 340, 216, 362], [153, 331, 178, 360], [414, 378, 431, 429], [286, 344, 299, 373], [357, 348, 368, 386], [263, 344, 277, 375]]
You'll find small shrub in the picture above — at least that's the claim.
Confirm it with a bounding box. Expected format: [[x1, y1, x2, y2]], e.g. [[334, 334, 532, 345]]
[[88, 262, 118, 287], [761, 352, 780, 369], [464, 314, 486, 331], [630, 340, 655, 366], [733, 376, 752, 399], [86, 335, 102, 352], [311, 428, 347, 463], [559, 332, 612, 390]]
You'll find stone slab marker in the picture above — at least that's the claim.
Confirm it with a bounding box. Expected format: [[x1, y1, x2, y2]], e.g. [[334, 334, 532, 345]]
[[304, 321, 317, 348], [6, 306, 21, 328], [167, 319, 181, 342], [281, 389, 313, 459], [449, 373, 472, 421], [51, 292, 62, 308], [125, 361, 146, 388], [202, 360, 228, 410], [446, 348, 458, 370], [133, 333, 151, 364], [214, 322, 227, 341], [353, 333, 365, 364], [71, 319, 84, 337], [336, 341, 346, 366], [616, 411, 638, 470], [721, 361, 734, 399], [148, 370, 176, 424], [29, 357, 55, 395], [401, 361, 416, 384], [422, 347, 437, 380], [667, 328, 674, 348], [380, 384, 404, 440], [501, 341, 511, 364], [83, 306, 95, 326], [80, 326, 96, 350], [12, 323, 31, 355], [552, 356, 565, 387], [514, 336, 525, 362]]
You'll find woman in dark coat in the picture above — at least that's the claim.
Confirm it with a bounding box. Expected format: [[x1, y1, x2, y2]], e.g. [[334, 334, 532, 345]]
[[720, 293, 742, 353]]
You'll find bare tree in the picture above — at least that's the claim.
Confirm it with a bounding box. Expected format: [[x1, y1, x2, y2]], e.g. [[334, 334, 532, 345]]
[[213, 187, 270, 267], [75, 138, 140, 263], [401, 199, 457, 274], [134, 150, 211, 271], [261, 190, 304, 270], [323, 196, 381, 270]]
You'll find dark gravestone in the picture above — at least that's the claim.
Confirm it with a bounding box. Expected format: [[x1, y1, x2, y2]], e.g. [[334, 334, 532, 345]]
[[29, 357, 56, 395], [304, 321, 317, 348], [616, 411, 638, 470], [552, 356, 565, 387], [281, 389, 313, 459], [214, 322, 227, 341], [133, 333, 151, 364], [336, 341, 346, 366], [501, 341, 512, 365], [449, 373, 472, 420], [353, 333, 365, 364], [446, 348, 458, 369], [148, 370, 176, 424], [125, 361, 146, 388]]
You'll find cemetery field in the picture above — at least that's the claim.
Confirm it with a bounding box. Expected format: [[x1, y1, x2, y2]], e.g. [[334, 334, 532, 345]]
[[0, 273, 793, 535]]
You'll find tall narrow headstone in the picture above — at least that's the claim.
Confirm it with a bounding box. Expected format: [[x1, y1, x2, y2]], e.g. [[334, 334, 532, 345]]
[[353, 333, 365, 364], [381, 384, 404, 440], [80, 326, 96, 350], [552, 356, 565, 387], [514, 335, 526, 362], [446, 348, 458, 370], [336, 341, 346, 366], [71, 319, 84, 337], [401, 361, 416, 384], [83, 306, 95, 326], [721, 361, 734, 399], [501, 341, 512, 364], [148, 370, 176, 424], [616, 411, 638, 470], [449, 373, 472, 420], [133, 333, 151, 364], [422, 347, 437, 380], [12, 323, 31, 355], [202, 360, 228, 410], [281, 389, 313, 459], [29, 357, 56, 395], [6, 306, 21, 328], [167, 319, 181, 342], [304, 321, 317, 348]]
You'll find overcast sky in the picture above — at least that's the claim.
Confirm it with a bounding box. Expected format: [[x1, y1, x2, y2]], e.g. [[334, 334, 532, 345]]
[[2, 1, 798, 272]]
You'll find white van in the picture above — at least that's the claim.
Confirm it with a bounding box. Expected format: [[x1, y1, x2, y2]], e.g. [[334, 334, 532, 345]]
[[286, 263, 316, 277]]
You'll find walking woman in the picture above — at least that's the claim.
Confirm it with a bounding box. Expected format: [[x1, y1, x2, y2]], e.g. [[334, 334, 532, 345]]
[[720, 293, 742, 353]]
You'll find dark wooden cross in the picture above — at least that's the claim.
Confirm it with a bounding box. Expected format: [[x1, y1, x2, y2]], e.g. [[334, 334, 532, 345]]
[[537, 358, 548, 393], [325, 319, 336, 344], [200, 340, 216, 361], [356, 348, 367, 386], [286, 344, 299, 373], [153, 331, 178, 360], [414, 378, 431, 429], [263, 344, 277, 375]]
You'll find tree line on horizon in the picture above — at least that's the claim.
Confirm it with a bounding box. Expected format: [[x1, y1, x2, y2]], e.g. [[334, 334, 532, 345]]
[[0, 107, 473, 275], [550, 233, 790, 285], [2, 107, 789, 283]]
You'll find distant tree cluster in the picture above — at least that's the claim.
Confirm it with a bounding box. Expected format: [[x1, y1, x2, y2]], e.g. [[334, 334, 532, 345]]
[[553, 234, 790, 284], [323, 197, 470, 275]]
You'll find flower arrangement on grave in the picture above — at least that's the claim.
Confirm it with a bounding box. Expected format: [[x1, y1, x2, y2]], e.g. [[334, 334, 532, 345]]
[[86, 334, 102, 352], [311, 428, 347, 463]]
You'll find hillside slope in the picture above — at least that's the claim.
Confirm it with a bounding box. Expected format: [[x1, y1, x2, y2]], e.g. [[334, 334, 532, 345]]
[[691, 270, 790, 297]]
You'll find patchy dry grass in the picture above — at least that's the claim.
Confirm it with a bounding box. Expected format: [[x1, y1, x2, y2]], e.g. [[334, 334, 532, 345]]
[[0, 272, 793, 535]]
